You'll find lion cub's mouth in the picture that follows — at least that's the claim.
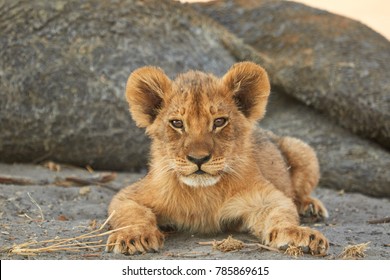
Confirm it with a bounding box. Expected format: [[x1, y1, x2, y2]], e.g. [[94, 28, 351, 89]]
[[180, 172, 221, 188], [194, 169, 206, 175], [175, 157, 225, 187]]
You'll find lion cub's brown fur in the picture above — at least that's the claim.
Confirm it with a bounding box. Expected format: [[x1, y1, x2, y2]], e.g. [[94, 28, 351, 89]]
[[106, 62, 329, 255]]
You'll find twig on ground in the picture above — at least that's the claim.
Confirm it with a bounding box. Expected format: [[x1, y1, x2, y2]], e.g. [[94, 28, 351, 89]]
[[0, 172, 118, 192], [0, 176, 34, 185], [55, 173, 118, 191], [254, 243, 280, 252], [367, 217, 390, 224], [81, 253, 101, 258], [61, 173, 117, 186], [165, 251, 212, 258], [198, 236, 279, 253]]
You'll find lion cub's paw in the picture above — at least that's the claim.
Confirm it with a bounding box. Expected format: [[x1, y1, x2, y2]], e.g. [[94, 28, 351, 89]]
[[267, 226, 328, 255], [297, 197, 329, 223], [106, 226, 164, 255]]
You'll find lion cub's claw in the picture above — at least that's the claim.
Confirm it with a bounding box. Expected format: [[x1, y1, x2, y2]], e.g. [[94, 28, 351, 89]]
[[268, 226, 328, 255], [298, 197, 329, 223], [106, 227, 164, 255]]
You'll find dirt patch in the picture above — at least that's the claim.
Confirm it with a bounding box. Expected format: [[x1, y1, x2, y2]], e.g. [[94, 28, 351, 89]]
[[0, 163, 389, 260]]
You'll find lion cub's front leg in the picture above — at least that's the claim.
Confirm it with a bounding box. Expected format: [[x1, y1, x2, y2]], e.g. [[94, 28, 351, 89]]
[[105, 189, 164, 254], [221, 186, 328, 255]]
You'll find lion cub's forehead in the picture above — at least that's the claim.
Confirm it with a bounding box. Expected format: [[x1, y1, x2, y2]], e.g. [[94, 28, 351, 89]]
[[169, 71, 229, 116]]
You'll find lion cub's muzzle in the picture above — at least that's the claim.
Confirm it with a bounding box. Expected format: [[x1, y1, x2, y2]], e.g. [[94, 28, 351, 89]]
[[175, 154, 225, 188]]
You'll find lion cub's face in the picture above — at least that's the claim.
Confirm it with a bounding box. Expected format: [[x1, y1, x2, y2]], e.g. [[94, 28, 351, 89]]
[[126, 62, 270, 187]]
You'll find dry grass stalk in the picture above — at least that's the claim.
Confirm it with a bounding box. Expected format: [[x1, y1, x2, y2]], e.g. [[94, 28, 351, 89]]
[[4, 211, 124, 256], [27, 192, 45, 222], [339, 242, 370, 259], [284, 245, 304, 258], [212, 235, 244, 252]]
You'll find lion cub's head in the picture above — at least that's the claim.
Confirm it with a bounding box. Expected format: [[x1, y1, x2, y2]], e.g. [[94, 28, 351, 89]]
[[126, 62, 270, 187]]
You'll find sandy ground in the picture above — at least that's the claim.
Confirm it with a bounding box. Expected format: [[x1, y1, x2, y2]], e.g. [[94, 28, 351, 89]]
[[0, 163, 389, 260]]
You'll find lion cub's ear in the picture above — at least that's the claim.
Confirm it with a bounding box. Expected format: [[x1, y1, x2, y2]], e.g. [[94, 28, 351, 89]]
[[222, 62, 270, 121], [126, 66, 172, 127]]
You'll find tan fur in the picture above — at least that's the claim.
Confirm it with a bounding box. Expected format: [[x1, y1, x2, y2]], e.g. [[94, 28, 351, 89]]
[[106, 62, 329, 255]]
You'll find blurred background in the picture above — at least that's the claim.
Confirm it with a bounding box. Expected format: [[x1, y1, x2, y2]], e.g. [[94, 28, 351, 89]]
[[180, 0, 390, 40]]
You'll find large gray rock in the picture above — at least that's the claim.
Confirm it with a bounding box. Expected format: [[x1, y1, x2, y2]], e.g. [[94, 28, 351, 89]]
[[0, 0, 236, 170], [194, 0, 390, 150], [192, 24, 390, 197], [1, 0, 389, 198]]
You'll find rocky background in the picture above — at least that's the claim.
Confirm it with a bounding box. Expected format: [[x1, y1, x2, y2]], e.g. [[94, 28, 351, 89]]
[[0, 0, 389, 260]]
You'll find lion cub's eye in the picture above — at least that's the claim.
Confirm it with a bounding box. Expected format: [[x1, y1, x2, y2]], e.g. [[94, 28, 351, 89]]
[[170, 120, 184, 129], [213, 117, 228, 129]]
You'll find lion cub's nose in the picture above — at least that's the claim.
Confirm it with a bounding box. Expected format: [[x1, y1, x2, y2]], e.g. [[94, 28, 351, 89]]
[[186, 154, 211, 166]]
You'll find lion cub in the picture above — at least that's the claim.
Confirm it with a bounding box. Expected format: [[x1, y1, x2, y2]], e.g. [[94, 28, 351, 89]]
[[106, 62, 329, 255]]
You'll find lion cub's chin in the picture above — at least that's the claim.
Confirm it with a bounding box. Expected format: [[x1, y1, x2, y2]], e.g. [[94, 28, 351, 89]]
[[180, 174, 221, 188]]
